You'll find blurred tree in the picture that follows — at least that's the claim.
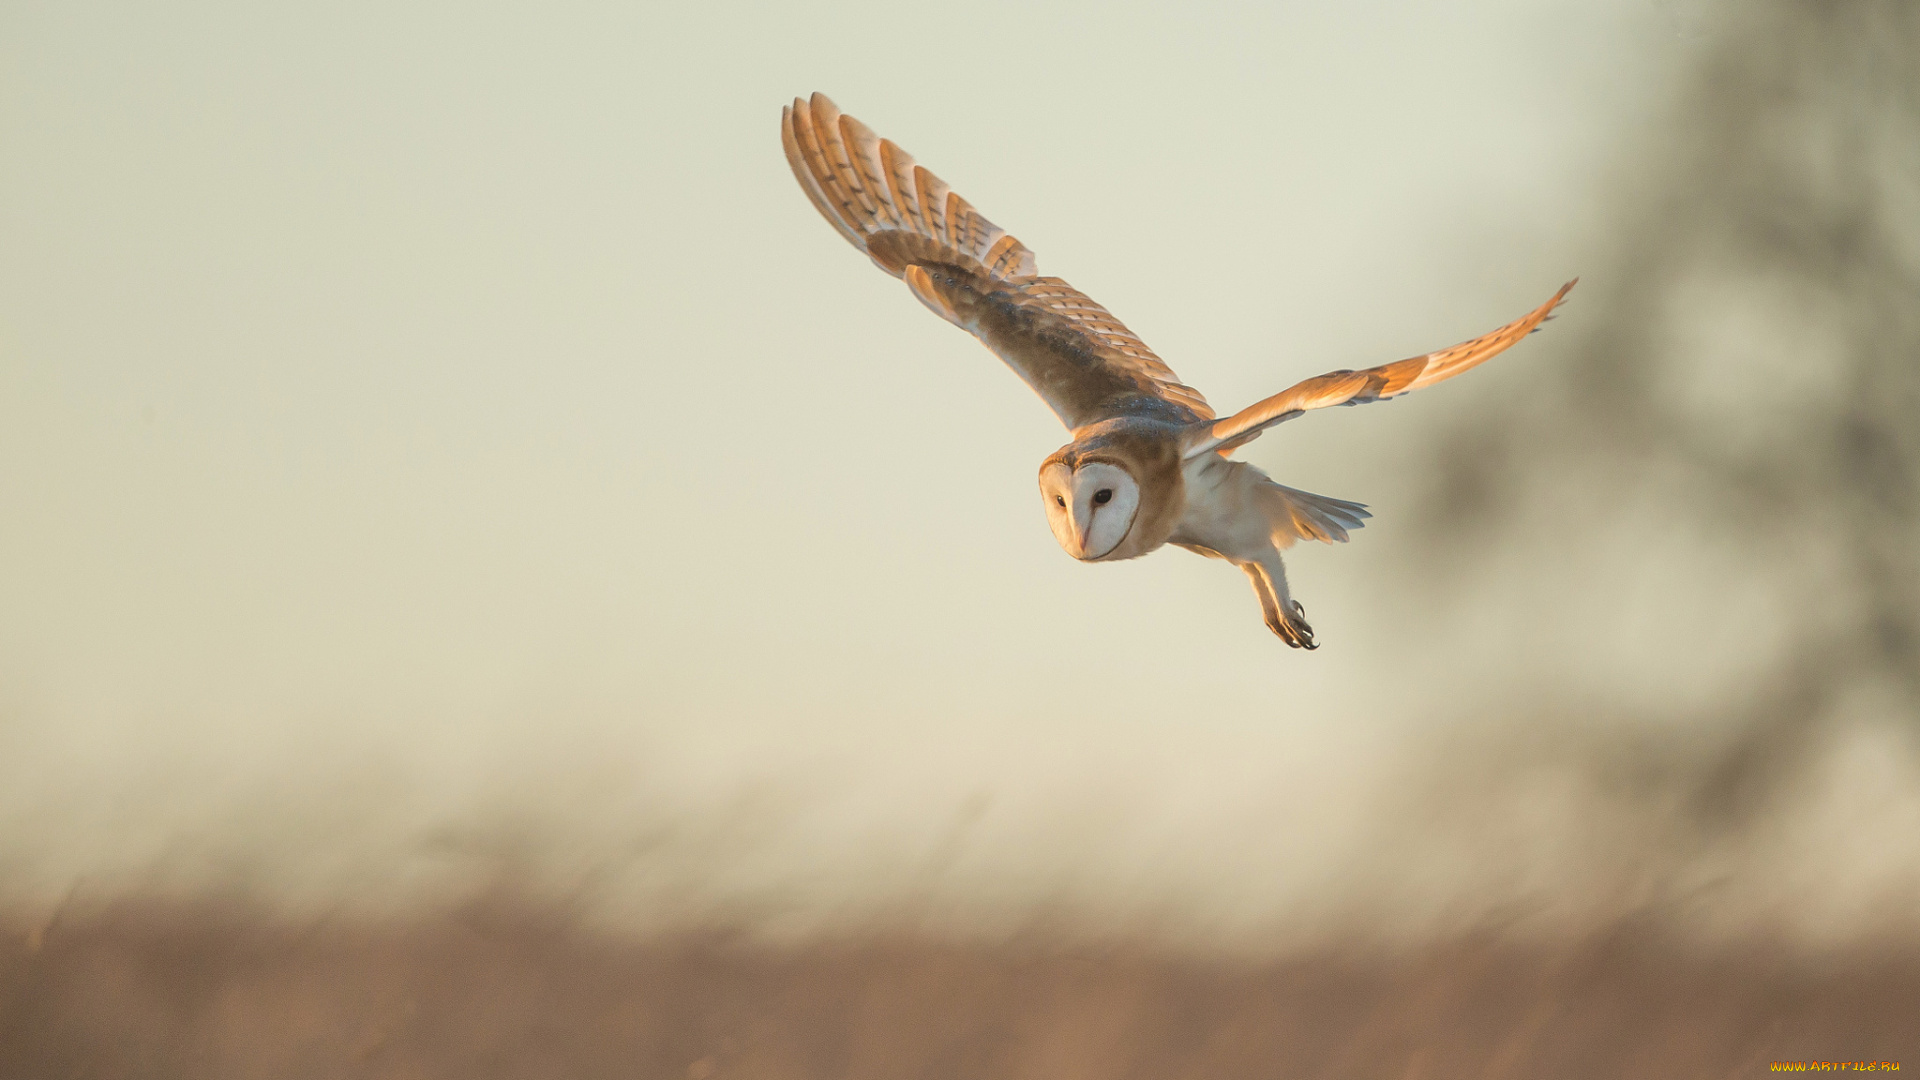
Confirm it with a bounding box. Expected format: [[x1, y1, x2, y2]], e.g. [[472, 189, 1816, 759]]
[[1417, 0, 1918, 828]]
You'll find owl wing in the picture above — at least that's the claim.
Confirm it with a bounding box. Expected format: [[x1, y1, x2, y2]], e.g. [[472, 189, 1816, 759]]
[[783, 93, 1213, 431], [1182, 281, 1576, 459]]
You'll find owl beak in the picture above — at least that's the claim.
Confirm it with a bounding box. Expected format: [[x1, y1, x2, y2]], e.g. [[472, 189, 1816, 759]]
[[1076, 516, 1094, 556]]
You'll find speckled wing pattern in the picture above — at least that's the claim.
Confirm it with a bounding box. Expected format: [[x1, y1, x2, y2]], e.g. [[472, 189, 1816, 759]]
[[782, 93, 1213, 430], [1184, 280, 1578, 458]]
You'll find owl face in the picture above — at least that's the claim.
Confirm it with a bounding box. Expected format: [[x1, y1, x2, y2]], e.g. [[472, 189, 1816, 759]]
[[1039, 460, 1141, 561]]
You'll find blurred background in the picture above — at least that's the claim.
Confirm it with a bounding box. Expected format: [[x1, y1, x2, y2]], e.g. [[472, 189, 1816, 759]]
[[2, 0, 1916, 1074]]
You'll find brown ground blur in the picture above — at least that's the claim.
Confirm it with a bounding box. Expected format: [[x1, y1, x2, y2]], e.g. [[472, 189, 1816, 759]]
[[3, 898, 1916, 1080]]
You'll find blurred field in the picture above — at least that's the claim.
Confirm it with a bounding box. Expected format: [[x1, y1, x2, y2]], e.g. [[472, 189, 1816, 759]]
[[4, 898, 1916, 1079]]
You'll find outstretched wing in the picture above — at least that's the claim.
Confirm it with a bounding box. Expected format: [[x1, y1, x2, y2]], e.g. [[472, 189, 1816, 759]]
[[782, 93, 1213, 430], [1183, 281, 1577, 459]]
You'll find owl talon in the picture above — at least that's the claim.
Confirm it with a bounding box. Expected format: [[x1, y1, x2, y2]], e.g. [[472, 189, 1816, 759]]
[[1264, 603, 1317, 649], [1286, 603, 1317, 650]]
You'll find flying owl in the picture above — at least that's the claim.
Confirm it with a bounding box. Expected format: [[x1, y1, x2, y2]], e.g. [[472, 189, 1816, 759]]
[[781, 93, 1573, 649]]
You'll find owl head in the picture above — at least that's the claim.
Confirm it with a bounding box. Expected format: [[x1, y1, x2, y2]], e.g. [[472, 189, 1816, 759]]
[[1037, 421, 1185, 562], [1039, 457, 1141, 561]]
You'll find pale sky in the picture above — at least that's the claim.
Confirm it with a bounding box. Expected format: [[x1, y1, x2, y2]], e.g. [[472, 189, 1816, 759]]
[[3, 1, 1790, 942]]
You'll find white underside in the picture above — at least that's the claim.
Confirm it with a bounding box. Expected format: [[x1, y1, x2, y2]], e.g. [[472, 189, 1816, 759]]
[[1168, 454, 1369, 646]]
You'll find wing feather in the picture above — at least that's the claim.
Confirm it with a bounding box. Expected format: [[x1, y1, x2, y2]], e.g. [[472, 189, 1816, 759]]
[[914, 165, 950, 242], [782, 93, 1209, 429], [809, 97, 883, 230], [879, 140, 924, 235], [1183, 280, 1576, 459], [781, 106, 862, 249], [839, 114, 903, 229]]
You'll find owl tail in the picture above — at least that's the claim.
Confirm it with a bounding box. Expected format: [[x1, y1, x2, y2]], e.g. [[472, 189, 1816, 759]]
[[1259, 481, 1371, 546]]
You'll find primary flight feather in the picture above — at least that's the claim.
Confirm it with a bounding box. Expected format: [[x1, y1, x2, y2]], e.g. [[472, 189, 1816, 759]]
[[782, 92, 1572, 648]]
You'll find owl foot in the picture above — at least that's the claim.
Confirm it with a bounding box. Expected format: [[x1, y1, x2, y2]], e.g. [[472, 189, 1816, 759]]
[[1267, 600, 1318, 650]]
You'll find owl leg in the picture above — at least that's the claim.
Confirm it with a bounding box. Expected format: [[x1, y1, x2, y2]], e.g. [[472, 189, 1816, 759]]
[[1240, 552, 1316, 650]]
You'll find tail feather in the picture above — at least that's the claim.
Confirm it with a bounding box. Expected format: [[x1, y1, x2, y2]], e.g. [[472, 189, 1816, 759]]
[[1260, 482, 1371, 545]]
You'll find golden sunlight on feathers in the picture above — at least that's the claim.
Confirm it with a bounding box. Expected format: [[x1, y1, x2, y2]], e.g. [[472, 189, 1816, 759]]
[[1187, 279, 1577, 458], [781, 92, 1571, 648], [782, 93, 1211, 430]]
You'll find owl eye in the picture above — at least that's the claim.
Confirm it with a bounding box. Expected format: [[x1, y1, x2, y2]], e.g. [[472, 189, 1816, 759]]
[[1055, 495, 1066, 507], [1093, 489, 1113, 504]]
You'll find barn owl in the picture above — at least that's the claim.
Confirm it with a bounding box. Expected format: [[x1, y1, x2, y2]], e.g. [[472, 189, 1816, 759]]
[[781, 93, 1572, 648]]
